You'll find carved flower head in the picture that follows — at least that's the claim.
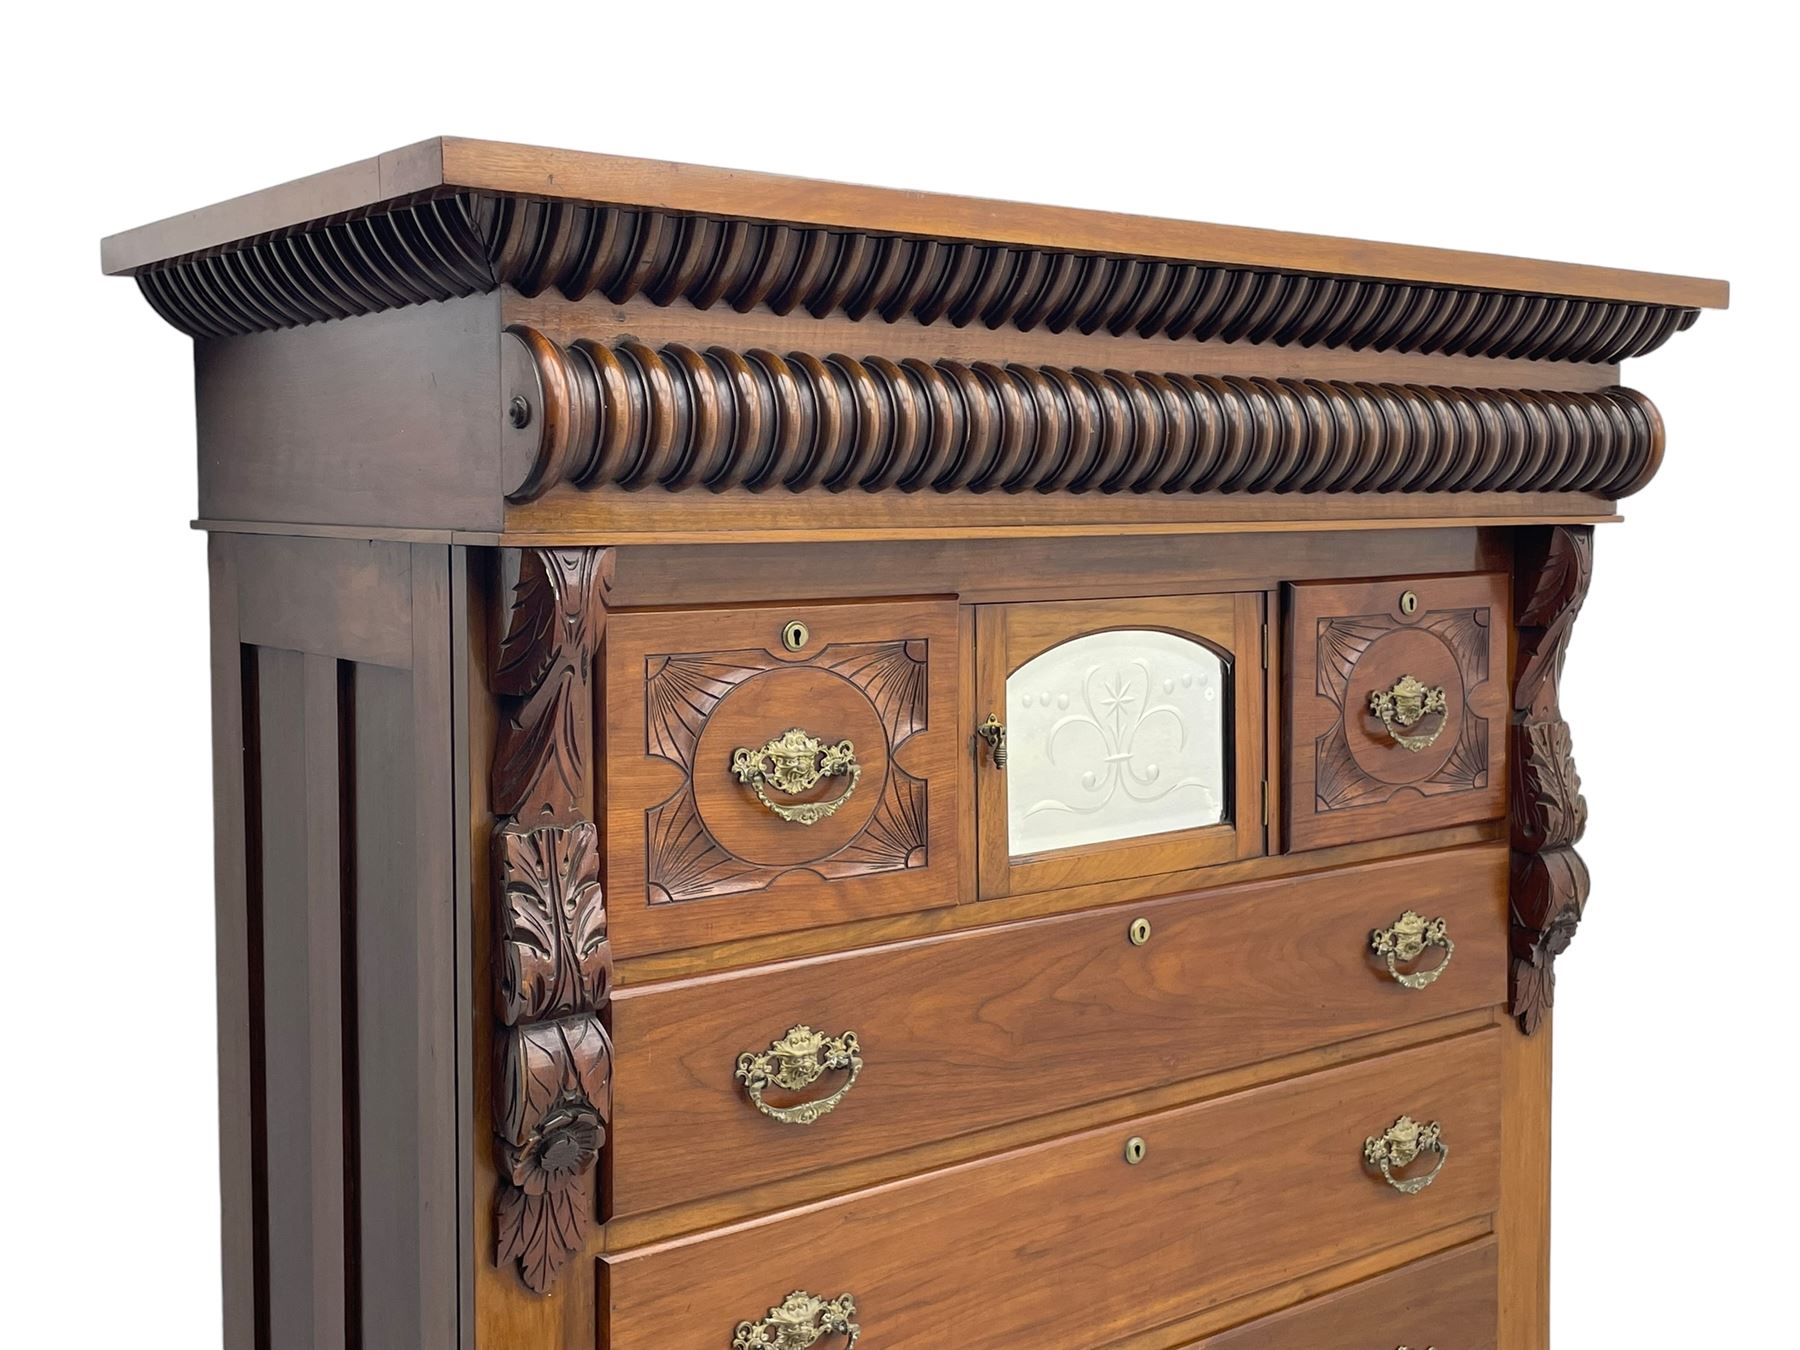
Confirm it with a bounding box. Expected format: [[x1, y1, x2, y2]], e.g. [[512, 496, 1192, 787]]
[[505, 1092, 604, 1196]]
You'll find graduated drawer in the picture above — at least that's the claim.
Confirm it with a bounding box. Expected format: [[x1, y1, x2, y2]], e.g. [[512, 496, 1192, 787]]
[[606, 846, 1504, 1218], [1187, 1238, 1497, 1348], [602, 599, 960, 957], [602, 1030, 1502, 1350], [1286, 573, 1508, 851]]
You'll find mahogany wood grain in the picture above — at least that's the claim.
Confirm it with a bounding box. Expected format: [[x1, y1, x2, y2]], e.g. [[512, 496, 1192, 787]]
[[1189, 1237, 1497, 1349], [602, 1030, 1503, 1350], [607, 847, 1505, 1219], [102, 137, 1729, 310], [976, 593, 1265, 899], [603, 600, 959, 957], [1286, 573, 1509, 851]]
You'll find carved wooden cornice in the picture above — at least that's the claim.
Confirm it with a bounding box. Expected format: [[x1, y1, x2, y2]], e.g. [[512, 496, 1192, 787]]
[[490, 547, 614, 1293], [1509, 524, 1594, 1034], [500, 328, 1665, 503], [134, 189, 1700, 364]]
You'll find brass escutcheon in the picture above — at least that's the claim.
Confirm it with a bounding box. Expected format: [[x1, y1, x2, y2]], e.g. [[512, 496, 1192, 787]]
[[731, 729, 861, 825], [733, 1291, 859, 1349], [1370, 911, 1454, 990], [781, 619, 811, 652], [735, 1025, 863, 1126], [1128, 917, 1153, 947], [1124, 1136, 1147, 1165], [1364, 1115, 1449, 1195], [1369, 674, 1449, 752], [1400, 589, 1420, 615]]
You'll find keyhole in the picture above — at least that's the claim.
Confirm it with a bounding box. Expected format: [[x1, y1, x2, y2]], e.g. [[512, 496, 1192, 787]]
[[1128, 917, 1152, 947], [1124, 1136, 1147, 1165], [781, 620, 810, 652], [1399, 590, 1420, 616]]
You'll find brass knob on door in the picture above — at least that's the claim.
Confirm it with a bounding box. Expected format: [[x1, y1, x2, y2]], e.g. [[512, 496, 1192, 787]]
[[976, 712, 1008, 768]]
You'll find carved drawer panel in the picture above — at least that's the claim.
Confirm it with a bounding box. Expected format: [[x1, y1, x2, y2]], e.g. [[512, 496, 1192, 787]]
[[603, 600, 959, 957], [601, 1030, 1502, 1350], [1285, 574, 1508, 852], [1184, 1237, 1497, 1348], [606, 846, 1504, 1218]]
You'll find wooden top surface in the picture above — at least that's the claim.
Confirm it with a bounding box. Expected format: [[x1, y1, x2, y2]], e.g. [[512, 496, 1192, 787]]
[[101, 136, 1728, 309]]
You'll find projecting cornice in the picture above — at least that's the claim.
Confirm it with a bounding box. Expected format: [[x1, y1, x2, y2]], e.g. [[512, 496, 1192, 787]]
[[106, 139, 1725, 360]]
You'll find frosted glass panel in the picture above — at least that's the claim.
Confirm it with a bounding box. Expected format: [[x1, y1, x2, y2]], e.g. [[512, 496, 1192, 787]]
[[1008, 629, 1226, 857]]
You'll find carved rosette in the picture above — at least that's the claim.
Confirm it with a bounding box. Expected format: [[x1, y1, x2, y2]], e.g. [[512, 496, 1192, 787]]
[[491, 548, 614, 1293], [1510, 525, 1594, 1034]]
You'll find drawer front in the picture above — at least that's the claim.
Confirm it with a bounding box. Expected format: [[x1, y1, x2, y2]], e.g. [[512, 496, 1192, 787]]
[[603, 1031, 1502, 1350], [603, 600, 959, 956], [1191, 1238, 1497, 1348], [1286, 574, 1507, 851], [609, 846, 1504, 1217]]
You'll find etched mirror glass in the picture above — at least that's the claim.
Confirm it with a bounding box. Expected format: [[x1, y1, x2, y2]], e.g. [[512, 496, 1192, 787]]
[[1007, 629, 1227, 857]]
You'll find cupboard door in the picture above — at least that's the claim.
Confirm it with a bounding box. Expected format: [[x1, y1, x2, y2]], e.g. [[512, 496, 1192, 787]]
[[976, 594, 1265, 899], [1285, 574, 1507, 852]]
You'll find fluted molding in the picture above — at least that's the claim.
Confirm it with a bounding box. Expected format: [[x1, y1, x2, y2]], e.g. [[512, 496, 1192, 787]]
[[137, 191, 1699, 364], [499, 329, 1665, 502]]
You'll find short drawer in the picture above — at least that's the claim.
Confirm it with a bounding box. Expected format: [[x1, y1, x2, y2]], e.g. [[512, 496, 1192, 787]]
[[602, 600, 960, 956], [1189, 1238, 1497, 1348], [606, 846, 1504, 1218], [602, 1030, 1503, 1350], [1285, 573, 1508, 851]]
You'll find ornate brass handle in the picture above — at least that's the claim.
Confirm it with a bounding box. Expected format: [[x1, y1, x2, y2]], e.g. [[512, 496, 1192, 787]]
[[1369, 674, 1449, 752], [1364, 1115, 1449, 1195], [731, 729, 861, 825], [976, 712, 1007, 769], [1370, 911, 1455, 990], [736, 1025, 863, 1126], [733, 1291, 860, 1349]]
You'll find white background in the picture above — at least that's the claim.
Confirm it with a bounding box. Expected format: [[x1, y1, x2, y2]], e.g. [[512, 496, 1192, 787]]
[[4, 2, 1794, 1343]]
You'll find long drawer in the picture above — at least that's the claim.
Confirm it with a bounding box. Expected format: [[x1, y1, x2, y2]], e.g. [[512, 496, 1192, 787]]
[[1189, 1238, 1498, 1347], [607, 846, 1504, 1218], [602, 1030, 1503, 1350]]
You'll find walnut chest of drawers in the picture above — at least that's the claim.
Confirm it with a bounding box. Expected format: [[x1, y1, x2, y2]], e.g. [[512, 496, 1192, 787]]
[[104, 138, 1726, 1350]]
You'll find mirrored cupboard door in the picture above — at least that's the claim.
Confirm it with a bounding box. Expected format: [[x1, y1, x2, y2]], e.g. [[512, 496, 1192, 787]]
[[974, 594, 1266, 900]]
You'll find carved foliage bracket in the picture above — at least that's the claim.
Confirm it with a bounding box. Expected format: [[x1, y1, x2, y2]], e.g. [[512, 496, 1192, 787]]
[[491, 548, 614, 1293], [1510, 525, 1594, 1034]]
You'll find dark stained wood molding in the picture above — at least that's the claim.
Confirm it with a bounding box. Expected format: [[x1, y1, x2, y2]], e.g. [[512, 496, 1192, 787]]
[[500, 329, 1665, 502], [490, 547, 615, 1293], [132, 188, 1703, 365], [1509, 524, 1594, 1035]]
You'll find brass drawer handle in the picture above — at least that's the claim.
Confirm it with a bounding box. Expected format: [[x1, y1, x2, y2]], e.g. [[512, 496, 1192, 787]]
[[731, 729, 862, 825], [734, 1291, 860, 1348], [736, 1025, 863, 1126], [1369, 674, 1449, 752], [1364, 1115, 1449, 1195], [1370, 911, 1455, 990]]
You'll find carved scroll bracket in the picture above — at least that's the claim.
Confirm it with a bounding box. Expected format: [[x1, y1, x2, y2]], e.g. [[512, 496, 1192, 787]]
[[1510, 525, 1594, 1034], [491, 548, 614, 1293]]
